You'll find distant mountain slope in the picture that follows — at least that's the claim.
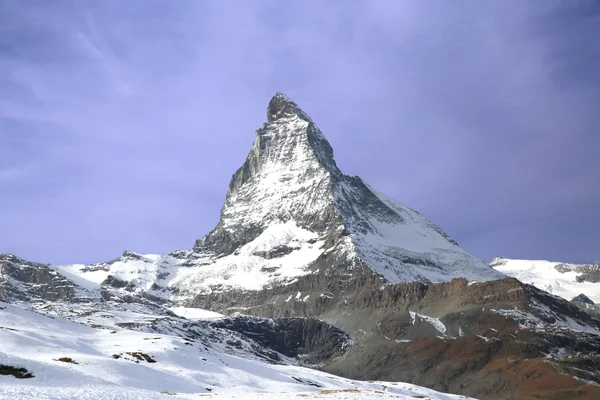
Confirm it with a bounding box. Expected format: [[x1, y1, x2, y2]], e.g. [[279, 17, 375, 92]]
[[490, 258, 600, 303]]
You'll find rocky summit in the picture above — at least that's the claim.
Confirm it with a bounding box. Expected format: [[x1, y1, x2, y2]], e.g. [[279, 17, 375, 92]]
[[2, 93, 600, 400]]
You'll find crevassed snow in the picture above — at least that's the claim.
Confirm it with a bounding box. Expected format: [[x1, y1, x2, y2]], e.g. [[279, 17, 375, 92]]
[[491, 258, 600, 303], [0, 302, 475, 400]]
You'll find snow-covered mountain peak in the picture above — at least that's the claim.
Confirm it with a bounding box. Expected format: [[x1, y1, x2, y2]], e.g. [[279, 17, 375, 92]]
[[268, 92, 305, 121], [491, 258, 600, 303], [1, 93, 503, 303], [194, 93, 343, 257], [191, 93, 504, 285]]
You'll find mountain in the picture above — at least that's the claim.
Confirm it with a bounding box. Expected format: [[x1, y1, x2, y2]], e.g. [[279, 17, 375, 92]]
[[490, 258, 600, 303], [2, 93, 600, 400], [193, 92, 503, 286], [34, 92, 503, 308], [2, 93, 503, 307]]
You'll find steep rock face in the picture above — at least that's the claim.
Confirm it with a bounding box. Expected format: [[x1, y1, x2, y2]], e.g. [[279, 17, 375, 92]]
[[0, 254, 91, 302], [575, 262, 600, 283], [205, 315, 351, 365], [571, 294, 600, 318], [196, 93, 343, 257], [195, 273, 600, 400]]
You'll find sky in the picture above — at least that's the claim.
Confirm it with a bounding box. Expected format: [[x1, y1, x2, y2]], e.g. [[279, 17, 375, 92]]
[[1, 0, 599, 265]]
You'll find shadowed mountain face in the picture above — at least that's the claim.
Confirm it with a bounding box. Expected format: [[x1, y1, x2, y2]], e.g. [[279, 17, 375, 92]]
[[2, 94, 599, 400]]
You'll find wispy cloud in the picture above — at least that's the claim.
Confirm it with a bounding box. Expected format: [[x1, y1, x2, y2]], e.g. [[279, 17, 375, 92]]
[[74, 11, 135, 95]]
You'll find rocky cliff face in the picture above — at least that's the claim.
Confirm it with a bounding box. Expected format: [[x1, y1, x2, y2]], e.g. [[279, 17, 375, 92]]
[[0, 254, 93, 302]]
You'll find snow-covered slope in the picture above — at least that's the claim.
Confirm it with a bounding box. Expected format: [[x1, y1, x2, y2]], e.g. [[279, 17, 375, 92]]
[[346, 183, 502, 283], [0, 301, 474, 400], [490, 258, 600, 303]]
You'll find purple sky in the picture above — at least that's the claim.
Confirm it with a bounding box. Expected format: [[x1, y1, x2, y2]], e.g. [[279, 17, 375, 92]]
[[1, 1, 599, 265]]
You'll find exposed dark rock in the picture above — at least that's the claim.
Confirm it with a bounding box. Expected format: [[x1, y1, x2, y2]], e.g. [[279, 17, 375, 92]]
[[571, 300, 600, 319], [253, 245, 298, 259], [54, 357, 78, 364], [0, 254, 81, 302], [575, 262, 600, 283], [205, 315, 350, 365], [102, 275, 128, 289], [555, 263, 572, 273], [0, 364, 34, 379], [572, 293, 595, 305], [189, 275, 600, 400], [125, 352, 156, 363]]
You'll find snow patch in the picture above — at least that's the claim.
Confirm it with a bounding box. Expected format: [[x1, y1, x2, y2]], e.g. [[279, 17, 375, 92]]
[[169, 307, 223, 320], [409, 311, 447, 335]]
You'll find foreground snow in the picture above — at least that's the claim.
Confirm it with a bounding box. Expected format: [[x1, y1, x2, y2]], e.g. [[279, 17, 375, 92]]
[[490, 258, 600, 303], [0, 387, 470, 400], [0, 302, 474, 400]]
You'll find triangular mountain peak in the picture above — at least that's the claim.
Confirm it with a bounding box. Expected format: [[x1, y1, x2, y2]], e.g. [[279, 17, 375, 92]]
[[197, 93, 343, 255], [267, 92, 311, 123], [193, 92, 504, 286], [241, 93, 338, 179]]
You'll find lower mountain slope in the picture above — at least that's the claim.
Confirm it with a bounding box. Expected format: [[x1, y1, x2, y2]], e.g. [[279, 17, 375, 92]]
[[0, 301, 473, 400], [192, 274, 600, 400], [3, 251, 600, 399]]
